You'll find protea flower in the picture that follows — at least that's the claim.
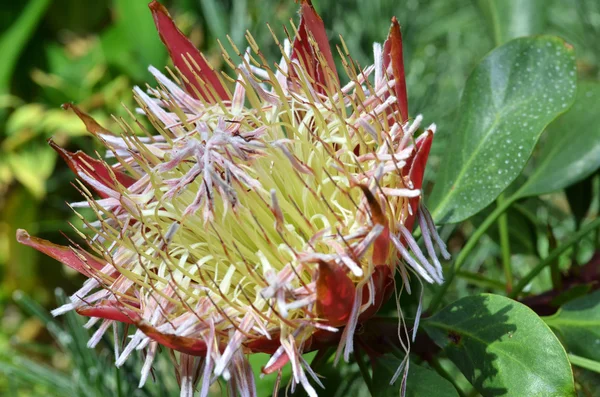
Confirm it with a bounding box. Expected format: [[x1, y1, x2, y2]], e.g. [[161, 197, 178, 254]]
[[17, 1, 449, 395]]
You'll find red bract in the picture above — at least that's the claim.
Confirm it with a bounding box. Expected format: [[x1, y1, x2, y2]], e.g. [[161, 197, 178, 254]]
[[18, 2, 448, 396], [149, 1, 229, 102]]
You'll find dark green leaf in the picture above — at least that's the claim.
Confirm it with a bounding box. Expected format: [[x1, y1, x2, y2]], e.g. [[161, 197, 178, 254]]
[[565, 174, 594, 229], [544, 290, 600, 362], [372, 357, 459, 397], [423, 294, 576, 396], [429, 36, 576, 223], [517, 81, 600, 198], [573, 367, 600, 397], [476, 0, 547, 45]]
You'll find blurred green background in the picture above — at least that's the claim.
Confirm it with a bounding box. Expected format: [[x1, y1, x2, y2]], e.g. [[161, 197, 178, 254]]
[[1, 0, 599, 395]]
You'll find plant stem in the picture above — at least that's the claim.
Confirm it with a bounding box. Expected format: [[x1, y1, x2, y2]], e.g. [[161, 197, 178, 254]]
[[456, 270, 505, 291], [510, 216, 600, 298], [428, 194, 518, 312], [497, 194, 513, 293], [115, 365, 123, 397], [568, 353, 600, 374], [355, 349, 374, 396], [546, 223, 562, 291]]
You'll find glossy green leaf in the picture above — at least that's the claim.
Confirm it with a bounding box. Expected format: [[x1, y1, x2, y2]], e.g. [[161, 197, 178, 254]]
[[517, 81, 600, 198], [544, 290, 600, 362], [372, 357, 459, 397], [428, 36, 576, 224], [477, 0, 547, 45], [423, 294, 576, 397]]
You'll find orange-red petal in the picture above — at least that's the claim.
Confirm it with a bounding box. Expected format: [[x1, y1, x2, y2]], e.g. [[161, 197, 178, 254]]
[[357, 184, 390, 266], [358, 265, 393, 322], [316, 260, 355, 327], [16, 229, 105, 277], [149, 1, 229, 102]]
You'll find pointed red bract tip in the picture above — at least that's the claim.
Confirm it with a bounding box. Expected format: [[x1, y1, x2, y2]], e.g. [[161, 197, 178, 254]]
[[316, 261, 355, 327], [383, 18, 408, 122], [291, 0, 340, 93], [16, 229, 105, 277], [49, 139, 137, 197], [62, 103, 114, 136], [149, 0, 229, 102], [262, 352, 290, 375], [137, 320, 208, 355], [403, 130, 434, 232]]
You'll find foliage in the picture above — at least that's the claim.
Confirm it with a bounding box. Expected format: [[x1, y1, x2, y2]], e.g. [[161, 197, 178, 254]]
[[1, 0, 600, 396]]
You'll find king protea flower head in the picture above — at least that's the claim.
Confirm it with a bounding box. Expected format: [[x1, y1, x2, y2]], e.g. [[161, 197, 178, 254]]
[[17, 1, 449, 395]]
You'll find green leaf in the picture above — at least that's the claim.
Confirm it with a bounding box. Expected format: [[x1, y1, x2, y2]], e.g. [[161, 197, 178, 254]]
[[423, 294, 576, 397], [477, 0, 547, 45], [428, 36, 576, 224], [544, 290, 600, 362], [200, 0, 229, 41], [105, 0, 167, 81], [1, 188, 40, 295], [0, 0, 51, 94], [6, 142, 57, 199], [517, 81, 600, 198], [372, 357, 459, 397]]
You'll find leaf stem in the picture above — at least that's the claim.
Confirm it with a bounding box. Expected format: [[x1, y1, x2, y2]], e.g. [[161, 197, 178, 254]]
[[497, 194, 513, 293], [510, 216, 600, 298], [355, 349, 374, 396], [429, 194, 518, 312], [568, 353, 600, 374]]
